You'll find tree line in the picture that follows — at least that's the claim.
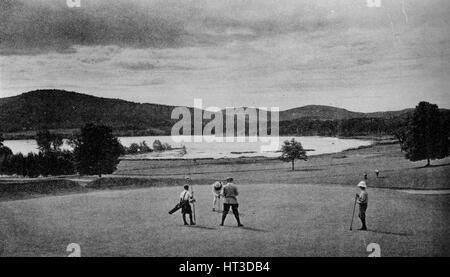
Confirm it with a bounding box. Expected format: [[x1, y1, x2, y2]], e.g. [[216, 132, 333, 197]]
[[279, 101, 449, 169], [279, 117, 409, 137], [0, 124, 179, 178], [0, 125, 124, 177], [0, 124, 178, 178], [0, 101, 448, 177]]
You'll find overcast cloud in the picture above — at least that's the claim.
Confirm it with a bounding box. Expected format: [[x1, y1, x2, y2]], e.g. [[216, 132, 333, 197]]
[[1, 0, 449, 111]]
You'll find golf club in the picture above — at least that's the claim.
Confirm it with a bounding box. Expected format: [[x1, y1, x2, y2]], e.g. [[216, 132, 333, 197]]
[[191, 184, 196, 224], [350, 195, 357, 231]]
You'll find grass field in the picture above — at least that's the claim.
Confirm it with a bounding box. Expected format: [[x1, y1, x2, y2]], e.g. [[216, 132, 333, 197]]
[[0, 143, 449, 256], [0, 183, 448, 256], [115, 144, 450, 190]]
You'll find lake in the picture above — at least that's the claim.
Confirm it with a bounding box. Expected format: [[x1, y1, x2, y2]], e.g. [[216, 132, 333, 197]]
[[3, 136, 373, 159]]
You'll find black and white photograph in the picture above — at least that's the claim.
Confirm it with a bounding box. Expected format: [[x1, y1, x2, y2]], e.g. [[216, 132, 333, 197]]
[[0, 0, 449, 261]]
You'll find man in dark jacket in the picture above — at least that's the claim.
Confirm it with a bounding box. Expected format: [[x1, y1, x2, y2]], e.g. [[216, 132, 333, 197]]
[[220, 177, 243, 227]]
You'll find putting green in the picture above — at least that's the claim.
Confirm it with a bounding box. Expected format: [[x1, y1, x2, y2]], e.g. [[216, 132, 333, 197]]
[[0, 183, 448, 256]]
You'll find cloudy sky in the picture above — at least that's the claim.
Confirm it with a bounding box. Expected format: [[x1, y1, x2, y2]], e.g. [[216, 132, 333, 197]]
[[1, 0, 449, 112]]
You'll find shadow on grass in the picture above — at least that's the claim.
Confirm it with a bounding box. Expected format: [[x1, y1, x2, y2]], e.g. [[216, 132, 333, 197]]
[[213, 211, 246, 216], [413, 163, 450, 169], [291, 168, 324, 172], [119, 165, 324, 177], [368, 229, 413, 237], [119, 166, 287, 177], [184, 225, 218, 230], [232, 226, 269, 233]]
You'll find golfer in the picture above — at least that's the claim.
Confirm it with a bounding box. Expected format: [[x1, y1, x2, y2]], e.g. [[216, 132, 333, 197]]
[[212, 181, 224, 211], [180, 185, 195, 225], [356, 181, 368, 230], [220, 177, 243, 227]]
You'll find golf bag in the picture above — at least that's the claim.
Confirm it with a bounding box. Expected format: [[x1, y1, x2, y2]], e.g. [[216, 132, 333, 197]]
[[168, 202, 182, 214]]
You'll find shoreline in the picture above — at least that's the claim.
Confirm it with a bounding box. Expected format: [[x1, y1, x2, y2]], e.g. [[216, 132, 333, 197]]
[[0, 140, 392, 181], [2, 129, 392, 141], [1, 142, 449, 202], [3, 135, 376, 158]]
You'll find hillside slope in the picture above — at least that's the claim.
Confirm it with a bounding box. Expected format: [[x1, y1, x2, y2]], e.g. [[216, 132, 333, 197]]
[[0, 90, 177, 133], [279, 105, 365, 121], [1, 89, 444, 136]]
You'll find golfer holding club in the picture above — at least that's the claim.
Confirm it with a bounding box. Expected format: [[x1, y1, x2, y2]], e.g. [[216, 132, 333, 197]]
[[220, 177, 243, 227], [356, 181, 368, 230], [180, 181, 196, 226]]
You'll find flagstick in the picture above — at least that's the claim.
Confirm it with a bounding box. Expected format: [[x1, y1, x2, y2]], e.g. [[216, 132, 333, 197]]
[[188, 159, 196, 224]]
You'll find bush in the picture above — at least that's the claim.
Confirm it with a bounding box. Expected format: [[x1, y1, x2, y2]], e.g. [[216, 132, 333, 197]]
[[153, 139, 164, 151], [124, 141, 153, 155], [153, 139, 172, 151], [126, 143, 140, 154], [162, 142, 172, 150], [138, 141, 152, 152], [180, 145, 187, 156]]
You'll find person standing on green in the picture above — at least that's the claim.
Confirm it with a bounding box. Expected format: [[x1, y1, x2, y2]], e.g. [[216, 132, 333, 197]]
[[220, 177, 243, 227], [180, 185, 195, 226], [356, 181, 368, 230]]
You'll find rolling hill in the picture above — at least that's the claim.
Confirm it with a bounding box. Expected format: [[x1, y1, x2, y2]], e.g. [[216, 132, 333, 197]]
[[0, 90, 178, 134], [279, 105, 414, 121], [279, 105, 365, 121], [0, 89, 435, 137]]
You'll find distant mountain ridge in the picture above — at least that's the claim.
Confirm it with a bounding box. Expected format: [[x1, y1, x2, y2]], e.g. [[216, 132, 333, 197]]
[[0, 89, 432, 135], [280, 105, 414, 121]]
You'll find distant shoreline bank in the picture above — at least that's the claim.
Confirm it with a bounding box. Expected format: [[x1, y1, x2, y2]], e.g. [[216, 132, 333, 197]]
[[1, 143, 449, 202], [3, 135, 377, 159], [1, 128, 396, 141]]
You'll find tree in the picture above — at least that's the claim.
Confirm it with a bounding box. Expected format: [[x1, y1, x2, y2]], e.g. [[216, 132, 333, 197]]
[[71, 124, 124, 177], [138, 141, 152, 153], [124, 141, 153, 154], [36, 129, 63, 153], [403, 102, 449, 166], [153, 139, 163, 151], [126, 143, 140, 154], [387, 116, 409, 152], [153, 140, 172, 151], [162, 142, 172, 150], [0, 133, 13, 174], [280, 138, 308, 170]]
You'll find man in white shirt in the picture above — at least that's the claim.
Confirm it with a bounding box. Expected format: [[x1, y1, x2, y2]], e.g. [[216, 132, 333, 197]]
[[356, 181, 368, 230], [180, 185, 195, 225]]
